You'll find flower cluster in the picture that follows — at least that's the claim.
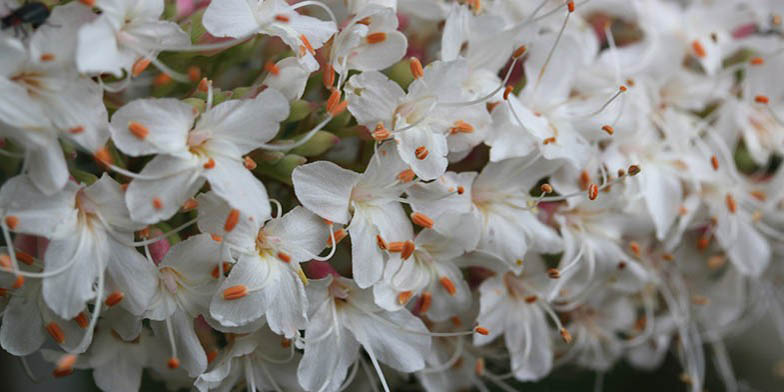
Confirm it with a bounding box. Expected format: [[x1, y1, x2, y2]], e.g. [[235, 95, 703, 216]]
[[1, 0, 783, 391]]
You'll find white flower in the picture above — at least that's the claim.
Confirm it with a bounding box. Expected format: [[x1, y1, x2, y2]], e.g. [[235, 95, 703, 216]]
[[76, 0, 190, 77], [203, 0, 337, 71], [297, 275, 431, 392], [109, 88, 289, 224], [292, 141, 413, 288]]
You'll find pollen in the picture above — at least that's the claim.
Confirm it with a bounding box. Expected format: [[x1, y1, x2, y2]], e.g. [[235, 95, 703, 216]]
[[691, 40, 706, 58], [167, 357, 180, 369], [132, 59, 151, 77], [560, 328, 572, 343], [327, 228, 347, 247], [300, 35, 315, 55], [152, 198, 163, 210], [372, 122, 391, 141], [411, 212, 434, 229], [397, 291, 413, 305], [277, 252, 292, 263], [46, 322, 65, 344], [104, 291, 124, 307], [203, 158, 216, 169], [223, 285, 248, 300], [4, 215, 18, 230], [409, 57, 424, 79], [74, 312, 89, 329], [275, 14, 290, 22], [415, 146, 429, 160], [725, 193, 737, 214], [376, 235, 388, 250], [503, 85, 514, 100], [401, 240, 415, 260], [264, 61, 280, 75], [588, 183, 599, 200], [128, 121, 149, 140], [40, 53, 55, 62], [750, 57, 764, 66], [439, 276, 457, 296], [366, 32, 387, 44], [474, 326, 490, 335], [224, 209, 240, 232], [601, 125, 614, 135], [397, 169, 416, 183], [68, 126, 84, 134], [419, 291, 433, 313], [53, 354, 77, 378], [697, 234, 711, 250], [323, 64, 335, 88], [451, 120, 475, 134], [755, 95, 770, 104]]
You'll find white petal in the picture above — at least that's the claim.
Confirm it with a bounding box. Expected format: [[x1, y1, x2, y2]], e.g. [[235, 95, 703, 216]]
[[25, 140, 69, 196], [0, 293, 46, 355], [125, 155, 203, 224], [202, 156, 271, 221], [92, 356, 143, 392], [0, 175, 77, 236], [348, 211, 385, 288], [396, 126, 449, 181], [347, 31, 407, 71], [292, 160, 360, 225], [105, 238, 158, 316], [43, 230, 106, 319], [346, 70, 405, 127], [264, 206, 329, 263], [203, 0, 260, 38], [151, 309, 207, 377], [196, 192, 260, 251], [76, 17, 133, 77], [262, 58, 310, 101], [110, 98, 193, 156]]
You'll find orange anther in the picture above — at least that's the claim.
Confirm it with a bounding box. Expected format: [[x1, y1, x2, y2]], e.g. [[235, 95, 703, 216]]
[[12, 275, 23, 289], [755, 95, 770, 104], [547, 268, 561, 279], [710, 155, 719, 170], [524, 295, 538, 303], [167, 357, 180, 369], [419, 291, 433, 313], [410, 212, 434, 229], [264, 61, 280, 75], [0, 254, 10, 270], [750, 57, 764, 66], [601, 125, 614, 135], [132, 58, 151, 77], [223, 285, 248, 300], [629, 241, 641, 257], [372, 122, 391, 141], [152, 198, 163, 210], [503, 85, 514, 100], [487, 101, 501, 112], [619, 85, 628, 92], [588, 183, 599, 200], [198, 78, 209, 92], [79, 0, 95, 7], [323, 64, 335, 88], [281, 339, 291, 348], [512, 45, 527, 58], [366, 32, 387, 44], [187, 66, 201, 82], [94, 147, 113, 166], [725, 193, 737, 214], [323, 218, 334, 226], [207, 350, 219, 364], [439, 276, 457, 296], [328, 100, 348, 117], [401, 240, 415, 260], [203, 158, 216, 169], [409, 57, 424, 79], [543, 137, 556, 145], [628, 164, 641, 176], [4, 215, 18, 230], [153, 73, 172, 87], [450, 120, 474, 134], [450, 316, 462, 326], [540, 183, 553, 194], [46, 322, 65, 344], [691, 40, 706, 58], [182, 198, 198, 212], [224, 209, 240, 232], [749, 190, 767, 201], [560, 328, 572, 343], [40, 53, 55, 62], [277, 252, 292, 263], [567, 1, 575, 12], [53, 354, 77, 378], [661, 252, 674, 261], [16, 251, 34, 265], [275, 14, 290, 22], [457, 185, 465, 195], [243, 156, 257, 170], [415, 146, 429, 160], [128, 121, 149, 140], [327, 228, 347, 247], [211, 262, 232, 279], [475, 358, 485, 376], [211, 233, 223, 242], [697, 235, 711, 250], [376, 235, 388, 250], [74, 312, 89, 329], [397, 291, 413, 305], [105, 291, 124, 307], [300, 35, 315, 55], [387, 241, 404, 252], [356, 17, 372, 25], [397, 169, 416, 183], [475, 326, 490, 335], [68, 126, 84, 134]]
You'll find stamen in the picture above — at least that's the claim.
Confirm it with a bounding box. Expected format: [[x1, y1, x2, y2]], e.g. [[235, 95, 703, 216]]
[[203, 158, 215, 169], [450, 120, 475, 134], [588, 183, 599, 200], [104, 291, 124, 307], [457, 186, 465, 195], [277, 252, 292, 263], [224, 209, 240, 232], [387, 241, 404, 252], [16, 251, 33, 265], [512, 45, 527, 59], [411, 212, 434, 229], [629, 241, 641, 257], [475, 358, 485, 376], [264, 61, 280, 75], [94, 147, 113, 166], [128, 122, 149, 139], [327, 100, 348, 117], [601, 125, 614, 135], [167, 357, 180, 369], [474, 326, 490, 335], [707, 255, 726, 270], [725, 193, 737, 214], [68, 126, 84, 134], [397, 291, 413, 305], [409, 57, 424, 79], [376, 235, 388, 250], [366, 32, 387, 44], [275, 14, 290, 22], [372, 122, 391, 141], [74, 312, 89, 329], [567, 0, 575, 12], [243, 156, 257, 170], [755, 95, 770, 104], [439, 276, 457, 296], [401, 241, 415, 260], [40, 53, 55, 62], [711, 155, 719, 170], [4, 216, 18, 230], [79, 0, 95, 7], [750, 57, 764, 66], [53, 354, 77, 378], [525, 295, 538, 303], [153, 73, 173, 87], [749, 190, 766, 201], [46, 322, 65, 344], [223, 285, 248, 300], [415, 146, 429, 160], [419, 291, 432, 313], [543, 137, 557, 145], [198, 78, 209, 92], [300, 35, 315, 55], [326, 90, 341, 113], [132, 59, 151, 77], [691, 40, 707, 58], [397, 169, 416, 183], [152, 198, 164, 210], [540, 183, 553, 194]]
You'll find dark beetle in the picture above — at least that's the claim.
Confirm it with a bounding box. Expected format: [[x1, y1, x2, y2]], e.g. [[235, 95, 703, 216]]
[[1, 2, 50, 36]]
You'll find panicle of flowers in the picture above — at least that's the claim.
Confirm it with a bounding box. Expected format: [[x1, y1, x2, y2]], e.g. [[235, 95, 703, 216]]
[[1, 1, 784, 392]]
